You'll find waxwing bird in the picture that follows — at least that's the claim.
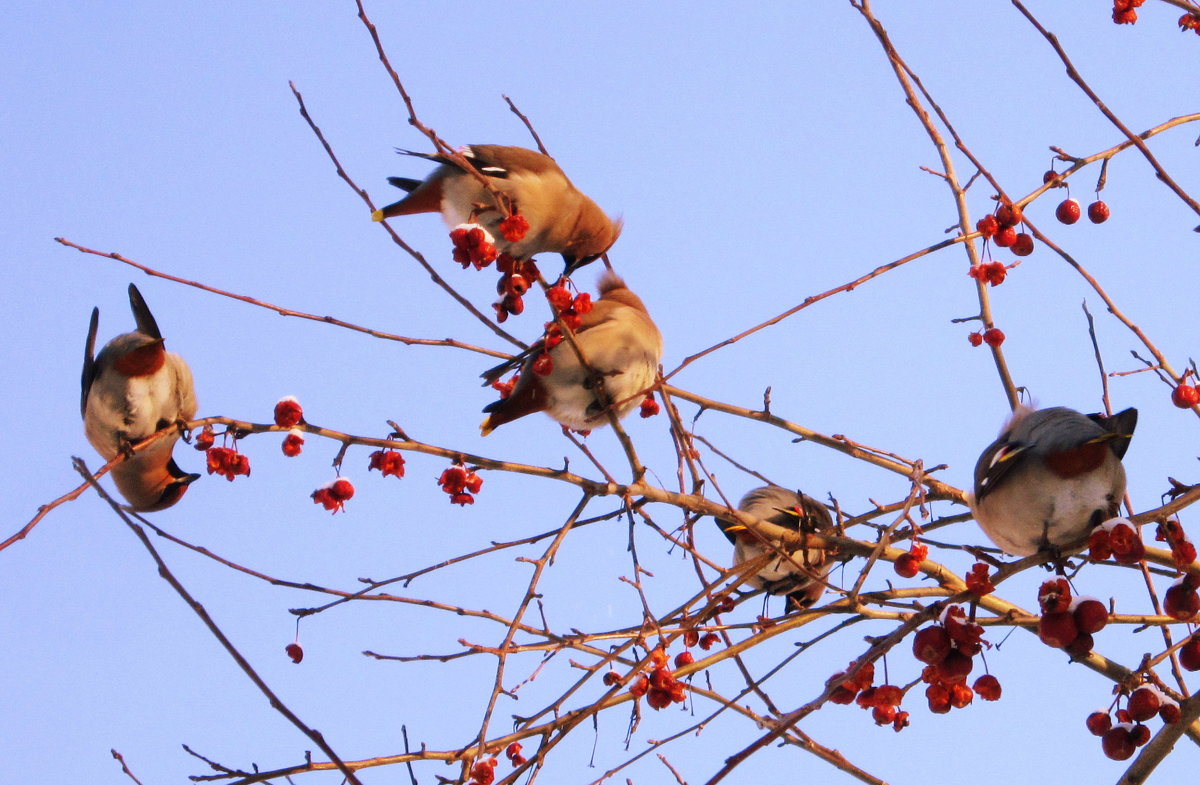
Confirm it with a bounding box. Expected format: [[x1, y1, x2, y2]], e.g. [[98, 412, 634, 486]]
[[970, 405, 1137, 557], [373, 144, 621, 274], [82, 284, 199, 512], [479, 271, 661, 435], [715, 485, 840, 611]]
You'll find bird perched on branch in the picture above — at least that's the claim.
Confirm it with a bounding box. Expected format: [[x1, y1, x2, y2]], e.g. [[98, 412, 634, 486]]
[[373, 144, 621, 275], [82, 284, 199, 512], [970, 405, 1137, 557], [479, 271, 661, 435], [715, 485, 841, 611]]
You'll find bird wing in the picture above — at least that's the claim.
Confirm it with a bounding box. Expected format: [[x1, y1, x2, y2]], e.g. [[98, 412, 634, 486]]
[[972, 438, 1028, 502]]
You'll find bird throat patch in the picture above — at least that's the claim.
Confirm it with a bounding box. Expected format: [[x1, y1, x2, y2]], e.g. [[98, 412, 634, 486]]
[[1044, 440, 1109, 479], [113, 342, 166, 377]]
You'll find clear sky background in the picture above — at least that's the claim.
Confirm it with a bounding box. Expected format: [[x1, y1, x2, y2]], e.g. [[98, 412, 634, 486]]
[[3, 2, 1199, 783]]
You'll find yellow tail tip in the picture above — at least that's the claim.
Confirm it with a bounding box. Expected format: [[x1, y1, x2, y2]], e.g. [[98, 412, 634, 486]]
[[371, 209, 385, 222], [479, 417, 495, 437]]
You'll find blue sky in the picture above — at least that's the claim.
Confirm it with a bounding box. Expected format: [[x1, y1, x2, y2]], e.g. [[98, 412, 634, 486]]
[[3, 2, 1199, 783]]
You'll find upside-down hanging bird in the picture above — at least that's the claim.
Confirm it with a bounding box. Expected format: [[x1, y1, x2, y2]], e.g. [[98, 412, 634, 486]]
[[82, 284, 199, 512], [479, 271, 661, 435], [373, 144, 621, 275], [970, 405, 1137, 557], [715, 485, 841, 611]]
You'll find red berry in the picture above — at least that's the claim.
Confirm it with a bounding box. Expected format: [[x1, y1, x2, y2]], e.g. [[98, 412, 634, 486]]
[[1107, 521, 1146, 564], [912, 625, 952, 665], [1087, 200, 1110, 224], [1102, 726, 1136, 761], [1043, 169, 1061, 185], [274, 397, 304, 428], [1130, 723, 1152, 747], [498, 213, 530, 243], [603, 670, 621, 686], [629, 675, 649, 698], [1160, 701, 1182, 724], [285, 642, 304, 663], [645, 687, 672, 710], [368, 449, 406, 478], [982, 328, 1005, 348], [1127, 686, 1160, 722], [1180, 635, 1200, 671], [546, 284, 573, 312], [506, 273, 529, 297], [1038, 611, 1078, 649], [194, 426, 215, 451], [1163, 581, 1200, 621], [968, 332, 983, 347], [892, 711, 910, 732], [532, 353, 554, 377], [939, 649, 974, 683], [926, 684, 951, 714], [683, 630, 699, 648], [1171, 384, 1200, 409], [995, 203, 1022, 227], [973, 674, 1002, 701], [639, 395, 660, 418], [329, 477, 355, 501], [976, 214, 999, 238], [699, 632, 720, 650], [673, 651, 695, 668], [1065, 631, 1095, 659], [871, 705, 897, 725], [993, 226, 1017, 247], [281, 430, 304, 457], [1011, 233, 1034, 256], [1086, 711, 1113, 737], [1072, 598, 1109, 635], [893, 552, 921, 578], [1056, 199, 1081, 224]]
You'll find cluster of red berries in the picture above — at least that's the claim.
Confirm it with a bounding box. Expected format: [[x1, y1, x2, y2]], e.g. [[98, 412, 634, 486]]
[[638, 394, 660, 418], [1088, 683, 1180, 760], [1156, 517, 1197, 569], [1088, 517, 1145, 564], [1036, 579, 1109, 657], [912, 606, 999, 714], [450, 224, 499, 270], [519, 281, 597, 377], [627, 647, 688, 710], [492, 253, 542, 323], [1111, 0, 1144, 25], [285, 641, 303, 664], [206, 446, 251, 481], [976, 202, 1034, 256], [1164, 573, 1200, 621], [368, 449, 406, 478], [1054, 197, 1110, 225], [1182, 12, 1200, 33], [893, 541, 927, 578], [438, 461, 483, 505], [967, 327, 1005, 349], [826, 660, 910, 731], [967, 261, 1011, 287], [311, 477, 354, 513], [678, 627, 720, 651]]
